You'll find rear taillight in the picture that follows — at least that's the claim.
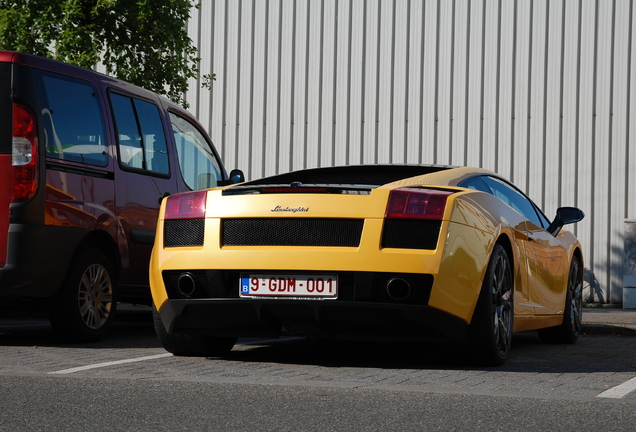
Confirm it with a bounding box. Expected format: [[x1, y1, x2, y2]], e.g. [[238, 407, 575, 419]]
[[11, 103, 39, 203], [164, 191, 207, 220], [385, 188, 454, 220]]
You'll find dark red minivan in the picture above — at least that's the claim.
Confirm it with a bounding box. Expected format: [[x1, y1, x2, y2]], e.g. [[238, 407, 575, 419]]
[[0, 51, 242, 341]]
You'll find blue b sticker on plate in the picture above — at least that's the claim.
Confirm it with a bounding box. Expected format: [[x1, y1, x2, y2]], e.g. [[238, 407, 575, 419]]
[[241, 275, 250, 295]]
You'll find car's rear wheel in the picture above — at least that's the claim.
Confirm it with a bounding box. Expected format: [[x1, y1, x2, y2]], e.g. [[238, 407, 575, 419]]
[[537, 255, 583, 344], [48, 249, 117, 342], [468, 244, 514, 366], [152, 305, 237, 357]]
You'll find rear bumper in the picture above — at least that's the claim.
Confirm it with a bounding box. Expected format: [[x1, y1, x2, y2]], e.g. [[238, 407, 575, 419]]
[[157, 298, 470, 343]]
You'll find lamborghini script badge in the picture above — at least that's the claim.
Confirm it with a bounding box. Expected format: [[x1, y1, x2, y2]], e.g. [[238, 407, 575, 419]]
[[271, 206, 309, 213]]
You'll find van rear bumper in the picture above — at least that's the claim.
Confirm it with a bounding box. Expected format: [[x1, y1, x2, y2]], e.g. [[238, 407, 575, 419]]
[[0, 224, 88, 298]]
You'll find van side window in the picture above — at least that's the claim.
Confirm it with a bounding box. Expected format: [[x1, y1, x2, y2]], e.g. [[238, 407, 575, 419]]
[[169, 113, 223, 190], [110, 93, 169, 175], [35, 71, 107, 166]]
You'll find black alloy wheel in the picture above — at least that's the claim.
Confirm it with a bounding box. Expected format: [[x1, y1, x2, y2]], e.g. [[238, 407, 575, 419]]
[[152, 304, 237, 357], [469, 244, 514, 366], [538, 255, 583, 344]]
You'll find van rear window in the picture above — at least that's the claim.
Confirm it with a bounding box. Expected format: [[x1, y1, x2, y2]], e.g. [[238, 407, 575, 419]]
[[35, 71, 107, 166]]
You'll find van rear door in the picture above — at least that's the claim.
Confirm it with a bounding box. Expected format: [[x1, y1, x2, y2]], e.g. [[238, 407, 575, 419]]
[[0, 61, 12, 267]]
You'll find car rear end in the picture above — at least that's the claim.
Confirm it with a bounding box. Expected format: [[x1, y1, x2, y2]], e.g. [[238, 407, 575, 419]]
[[150, 166, 488, 346], [0, 53, 12, 268], [0, 52, 101, 299], [0, 51, 50, 284]]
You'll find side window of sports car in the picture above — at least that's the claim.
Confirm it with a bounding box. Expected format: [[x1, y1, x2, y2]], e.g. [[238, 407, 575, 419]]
[[480, 176, 546, 228], [460, 176, 491, 193]]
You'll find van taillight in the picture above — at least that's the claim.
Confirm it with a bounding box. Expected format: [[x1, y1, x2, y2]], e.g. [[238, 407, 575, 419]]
[[164, 191, 207, 220], [385, 188, 454, 220], [11, 104, 38, 203]]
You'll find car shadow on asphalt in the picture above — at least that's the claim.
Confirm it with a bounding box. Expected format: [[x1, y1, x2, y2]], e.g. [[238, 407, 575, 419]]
[[2, 304, 635, 373], [229, 337, 470, 369], [0, 305, 161, 349], [218, 331, 636, 373]]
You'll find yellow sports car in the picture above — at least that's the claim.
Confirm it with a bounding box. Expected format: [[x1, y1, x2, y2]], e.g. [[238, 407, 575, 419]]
[[149, 165, 584, 366]]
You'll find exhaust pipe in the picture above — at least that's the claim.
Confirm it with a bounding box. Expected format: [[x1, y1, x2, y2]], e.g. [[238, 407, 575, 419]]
[[177, 272, 197, 298], [386, 277, 411, 301]]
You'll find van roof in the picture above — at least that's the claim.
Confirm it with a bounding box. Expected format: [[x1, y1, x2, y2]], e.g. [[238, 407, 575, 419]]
[[0, 50, 184, 112]]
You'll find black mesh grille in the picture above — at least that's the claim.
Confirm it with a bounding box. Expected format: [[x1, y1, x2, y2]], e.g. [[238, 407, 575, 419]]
[[222, 218, 364, 247], [164, 219, 205, 247], [382, 219, 442, 250]]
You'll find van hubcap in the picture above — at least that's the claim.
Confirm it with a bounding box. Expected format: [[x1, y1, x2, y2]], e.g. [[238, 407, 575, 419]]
[[78, 264, 113, 330]]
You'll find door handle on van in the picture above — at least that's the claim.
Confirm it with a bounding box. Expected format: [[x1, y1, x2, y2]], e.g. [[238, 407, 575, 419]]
[[159, 192, 170, 205]]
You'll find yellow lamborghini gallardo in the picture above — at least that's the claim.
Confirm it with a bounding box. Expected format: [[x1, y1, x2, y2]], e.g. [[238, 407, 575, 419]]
[[149, 165, 584, 366]]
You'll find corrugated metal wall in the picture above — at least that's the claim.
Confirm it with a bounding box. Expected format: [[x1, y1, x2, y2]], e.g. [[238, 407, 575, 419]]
[[185, 0, 636, 305]]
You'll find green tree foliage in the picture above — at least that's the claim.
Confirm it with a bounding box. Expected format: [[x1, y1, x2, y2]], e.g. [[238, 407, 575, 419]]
[[0, 0, 204, 107]]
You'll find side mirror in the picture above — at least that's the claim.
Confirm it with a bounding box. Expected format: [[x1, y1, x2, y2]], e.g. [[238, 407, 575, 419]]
[[547, 207, 585, 236], [229, 169, 245, 184]]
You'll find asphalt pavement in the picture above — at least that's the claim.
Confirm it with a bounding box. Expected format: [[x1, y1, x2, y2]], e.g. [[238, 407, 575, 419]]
[[582, 306, 636, 336]]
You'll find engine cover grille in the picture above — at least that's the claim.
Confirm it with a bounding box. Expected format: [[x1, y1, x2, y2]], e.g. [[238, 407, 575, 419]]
[[382, 219, 442, 250], [222, 218, 364, 247], [164, 219, 205, 247]]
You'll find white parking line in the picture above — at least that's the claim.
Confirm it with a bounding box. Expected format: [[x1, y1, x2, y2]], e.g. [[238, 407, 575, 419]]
[[47, 338, 300, 375], [597, 376, 636, 399], [49, 353, 173, 375]]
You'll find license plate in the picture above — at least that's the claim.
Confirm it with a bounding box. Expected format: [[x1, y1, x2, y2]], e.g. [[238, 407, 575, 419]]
[[240, 274, 338, 298]]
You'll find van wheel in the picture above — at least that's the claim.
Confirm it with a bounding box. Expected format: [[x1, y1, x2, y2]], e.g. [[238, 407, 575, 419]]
[[48, 249, 117, 342], [152, 305, 236, 357]]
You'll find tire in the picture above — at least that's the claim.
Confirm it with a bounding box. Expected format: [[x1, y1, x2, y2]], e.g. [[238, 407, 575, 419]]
[[468, 244, 514, 366], [152, 304, 236, 357], [48, 249, 117, 343], [537, 255, 583, 344]]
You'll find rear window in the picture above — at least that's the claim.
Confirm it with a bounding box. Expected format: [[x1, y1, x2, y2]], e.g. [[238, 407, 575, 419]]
[[35, 70, 108, 166], [238, 165, 451, 188]]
